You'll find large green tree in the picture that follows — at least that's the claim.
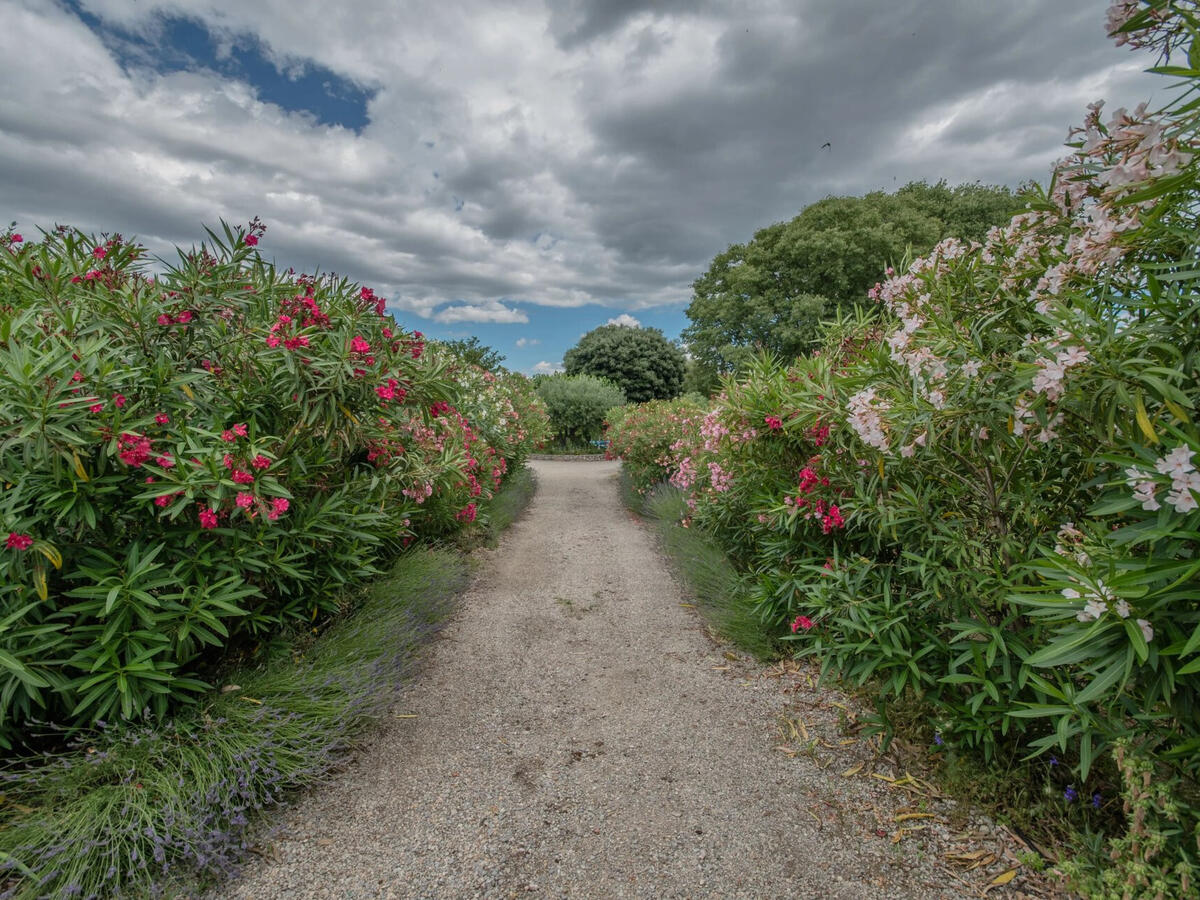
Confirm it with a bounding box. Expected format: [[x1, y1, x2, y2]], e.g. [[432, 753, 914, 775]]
[[682, 180, 1021, 377], [564, 324, 686, 403]]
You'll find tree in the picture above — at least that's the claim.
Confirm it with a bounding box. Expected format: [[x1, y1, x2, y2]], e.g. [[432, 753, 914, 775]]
[[682, 180, 1021, 379], [563, 324, 685, 403], [535, 374, 626, 447], [434, 336, 506, 371]]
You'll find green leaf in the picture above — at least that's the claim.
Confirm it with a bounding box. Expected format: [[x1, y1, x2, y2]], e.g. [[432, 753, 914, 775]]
[[1123, 617, 1149, 664]]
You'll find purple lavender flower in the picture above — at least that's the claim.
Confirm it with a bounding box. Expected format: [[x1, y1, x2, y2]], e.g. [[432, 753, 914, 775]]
[[1064, 785, 1078, 803]]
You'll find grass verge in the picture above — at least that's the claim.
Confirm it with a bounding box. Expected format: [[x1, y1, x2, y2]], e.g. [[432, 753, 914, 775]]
[[635, 478, 780, 662], [477, 466, 536, 547], [0, 551, 472, 898]]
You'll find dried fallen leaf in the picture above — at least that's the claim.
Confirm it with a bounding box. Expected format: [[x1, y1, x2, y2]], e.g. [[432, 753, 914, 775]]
[[945, 850, 989, 862], [895, 812, 936, 823], [841, 763, 864, 777], [988, 868, 1018, 888]]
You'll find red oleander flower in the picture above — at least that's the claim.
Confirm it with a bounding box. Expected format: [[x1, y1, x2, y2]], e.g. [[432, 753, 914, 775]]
[[5, 533, 33, 551], [791, 615, 814, 633]]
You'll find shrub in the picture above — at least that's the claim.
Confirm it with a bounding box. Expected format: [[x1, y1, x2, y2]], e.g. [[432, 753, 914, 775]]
[[0, 221, 548, 746], [604, 395, 707, 495], [535, 373, 625, 448]]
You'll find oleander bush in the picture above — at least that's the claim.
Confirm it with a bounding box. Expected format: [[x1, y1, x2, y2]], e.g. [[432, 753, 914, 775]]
[[603, 396, 706, 496], [0, 220, 548, 747], [609, 3, 1200, 893]]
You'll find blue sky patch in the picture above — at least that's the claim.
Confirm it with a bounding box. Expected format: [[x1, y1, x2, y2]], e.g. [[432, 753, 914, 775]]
[[408, 302, 690, 376], [65, 1, 373, 131]]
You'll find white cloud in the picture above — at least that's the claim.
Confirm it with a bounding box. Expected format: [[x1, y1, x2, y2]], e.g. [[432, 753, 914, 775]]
[[605, 313, 641, 328], [433, 300, 528, 324], [515, 336, 539, 347], [531, 360, 564, 375]]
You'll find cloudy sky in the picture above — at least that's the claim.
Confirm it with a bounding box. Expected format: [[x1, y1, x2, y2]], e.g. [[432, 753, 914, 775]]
[[1, 0, 1155, 373]]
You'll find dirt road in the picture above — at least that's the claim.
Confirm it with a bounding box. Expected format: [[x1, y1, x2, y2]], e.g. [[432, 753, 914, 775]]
[[223, 460, 1015, 899]]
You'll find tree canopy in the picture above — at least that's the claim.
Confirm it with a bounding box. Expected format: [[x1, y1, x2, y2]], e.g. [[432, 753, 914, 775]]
[[434, 336, 506, 372], [682, 180, 1022, 379], [563, 324, 686, 403]]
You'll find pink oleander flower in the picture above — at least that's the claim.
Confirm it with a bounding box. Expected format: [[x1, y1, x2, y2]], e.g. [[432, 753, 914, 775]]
[[251, 454, 271, 470], [92, 246, 106, 260], [221, 430, 235, 442], [175, 310, 193, 324], [268, 497, 289, 520], [244, 234, 259, 247], [791, 615, 814, 633], [155, 413, 170, 425], [117, 433, 153, 467], [231, 470, 254, 485], [266, 335, 281, 348], [5, 533, 33, 551], [198, 506, 219, 529], [350, 335, 371, 354], [154, 494, 173, 508], [157, 314, 172, 326], [764, 415, 783, 431], [235, 492, 254, 508], [113, 393, 127, 408], [9, 234, 21, 243], [89, 403, 104, 414], [232, 423, 248, 437]]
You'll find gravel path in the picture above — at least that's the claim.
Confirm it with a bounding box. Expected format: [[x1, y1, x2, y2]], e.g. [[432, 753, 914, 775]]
[[222, 460, 1034, 899]]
